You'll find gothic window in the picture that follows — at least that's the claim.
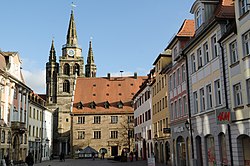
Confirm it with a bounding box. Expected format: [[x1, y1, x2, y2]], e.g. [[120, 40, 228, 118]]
[[63, 80, 70, 93], [73, 63, 80, 76], [63, 63, 70, 76]]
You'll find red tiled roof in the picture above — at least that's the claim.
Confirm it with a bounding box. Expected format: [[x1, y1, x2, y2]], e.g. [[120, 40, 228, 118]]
[[177, 19, 195, 37], [73, 76, 147, 114], [215, 0, 235, 19]]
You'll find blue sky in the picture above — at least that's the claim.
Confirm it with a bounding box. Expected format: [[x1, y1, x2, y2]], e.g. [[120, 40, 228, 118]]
[[0, 0, 193, 93]]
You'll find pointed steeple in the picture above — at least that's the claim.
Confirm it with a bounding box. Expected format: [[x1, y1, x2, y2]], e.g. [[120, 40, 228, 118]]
[[49, 39, 56, 62], [66, 10, 78, 46], [87, 40, 94, 64]]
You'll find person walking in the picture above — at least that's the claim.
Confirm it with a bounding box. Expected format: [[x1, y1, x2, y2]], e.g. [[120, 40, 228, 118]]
[[25, 152, 34, 166], [129, 151, 134, 162]]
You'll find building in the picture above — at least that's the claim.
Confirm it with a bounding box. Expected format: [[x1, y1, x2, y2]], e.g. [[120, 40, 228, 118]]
[[220, 0, 250, 165], [0, 51, 31, 162], [28, 92, 46, 163], [183, 0, 235, 165], [151, 50, 171, 164], [45, 9, 96, 156], [133, 70, 154, 160], [71, 74, 146, 158], [165, 19, 195, 166]]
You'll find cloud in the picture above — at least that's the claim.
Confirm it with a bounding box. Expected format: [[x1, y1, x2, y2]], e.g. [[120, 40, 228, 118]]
[[22, 69, 46, 94]]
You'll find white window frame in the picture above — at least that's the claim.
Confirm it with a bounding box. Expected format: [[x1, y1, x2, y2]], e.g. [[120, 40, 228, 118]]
[[233, 83, 243, 107], [206, 84, 213, 109], [193, 91, 198, 114], [177, 68, 180, 86], [203, 42, 209, 64], [246, 78, 250, 104], [182, 64, 186, 82], [94, 131, 101, 139], [179, 98, 182, 117], [243, 31, 250, 57], [239, 0, 249, 16], [211, 35, 218, 58], [191, 54, 196, 73], [111, 116, 118, 124], [230, 40, 238, 64], [197, 47, 203, 69], [200, 88, 205, 112], [110, 131, 118, 139], [183, 96, 187, 115], [214, 79, 222, 106], [78, 131, 85, 139], [196, 7, 203, 28]]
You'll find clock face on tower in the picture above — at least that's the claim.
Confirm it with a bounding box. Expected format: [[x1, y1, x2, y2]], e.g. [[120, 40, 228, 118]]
[[67, 49, 75, 56]]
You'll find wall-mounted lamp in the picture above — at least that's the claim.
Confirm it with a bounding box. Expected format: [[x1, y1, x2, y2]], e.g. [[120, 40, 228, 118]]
[[185, 120, 190, 131]]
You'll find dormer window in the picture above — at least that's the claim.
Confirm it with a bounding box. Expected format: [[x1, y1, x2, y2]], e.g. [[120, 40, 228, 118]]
[[104, 101, 110, 109], [196, 7, 203, 28], [77, 101, 83, 109], [117, 100, 123, 109], [89, 101, 96, 109], [239, 0, 249, 16]]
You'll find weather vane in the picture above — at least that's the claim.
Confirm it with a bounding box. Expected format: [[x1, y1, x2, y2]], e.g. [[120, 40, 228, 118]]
[[71, 2, 76, 11]]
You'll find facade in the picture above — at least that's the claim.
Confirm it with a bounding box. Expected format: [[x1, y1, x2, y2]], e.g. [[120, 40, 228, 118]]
[[71, 74, 146, 158], [0, 51, 31, 162], [133, 71, 154, 160], [45, 9, 96, 156], [184, 0, 235, 166], [220, 0, 250, 165], [28, 92, 46, 163], [166, 19, 195, 166], [151, 50, 171, 164]]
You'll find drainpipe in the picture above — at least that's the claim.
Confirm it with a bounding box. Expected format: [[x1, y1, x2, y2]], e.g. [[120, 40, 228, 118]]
[[219, 42, 233, 166], [185, 54, 195, 164]]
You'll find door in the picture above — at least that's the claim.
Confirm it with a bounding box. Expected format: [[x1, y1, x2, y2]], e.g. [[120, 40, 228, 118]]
[[111, 146, 118, 156]]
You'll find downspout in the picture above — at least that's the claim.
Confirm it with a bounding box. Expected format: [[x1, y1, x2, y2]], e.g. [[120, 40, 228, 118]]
[[219, 41, 233, 166], [184, 54, 195, 163]]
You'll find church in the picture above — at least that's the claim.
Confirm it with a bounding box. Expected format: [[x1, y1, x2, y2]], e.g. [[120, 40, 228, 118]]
[[45, 9, 146, 157]]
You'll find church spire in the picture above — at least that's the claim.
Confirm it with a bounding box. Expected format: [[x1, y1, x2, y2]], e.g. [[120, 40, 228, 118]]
[[49, 39, 56, 62], [66, 10, 78, 46], [87, 40, 94, 64]]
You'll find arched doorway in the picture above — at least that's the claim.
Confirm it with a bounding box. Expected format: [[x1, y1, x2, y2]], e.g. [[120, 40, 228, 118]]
[[176, 136, 186, 166], [154, 142, 158, 162], [205, 135, 215, 166], [196, 136, 203, 166], [160, 142, 164, 163], [150, 142, 153, 158], [165, 141, 170, 165], [218, 133, 228, 165], [142, 139, 146, 160], [237, 134, 250, 165], [12, 135, 19, 161]]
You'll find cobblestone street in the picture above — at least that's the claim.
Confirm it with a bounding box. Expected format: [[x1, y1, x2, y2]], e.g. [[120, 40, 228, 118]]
[[34, 158, 166, 166]]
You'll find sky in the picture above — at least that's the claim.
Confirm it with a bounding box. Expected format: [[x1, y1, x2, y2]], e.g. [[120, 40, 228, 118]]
[[0, 0, 194, 94]]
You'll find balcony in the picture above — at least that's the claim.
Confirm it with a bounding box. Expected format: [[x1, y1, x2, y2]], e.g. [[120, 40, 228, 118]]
[[11, 121, 26, 134]]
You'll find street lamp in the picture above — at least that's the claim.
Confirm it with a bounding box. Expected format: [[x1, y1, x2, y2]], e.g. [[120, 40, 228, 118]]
[[185, 120, 190, 131]]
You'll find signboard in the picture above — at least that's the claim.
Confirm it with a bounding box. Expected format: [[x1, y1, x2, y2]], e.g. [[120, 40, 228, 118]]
[[148, 157, 155, 166], [216, 108, 231, 124], [173, 126, 184, 133]]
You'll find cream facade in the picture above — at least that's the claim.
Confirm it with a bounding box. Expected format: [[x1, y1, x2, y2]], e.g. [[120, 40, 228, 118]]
[[151, 50, 171, 164]]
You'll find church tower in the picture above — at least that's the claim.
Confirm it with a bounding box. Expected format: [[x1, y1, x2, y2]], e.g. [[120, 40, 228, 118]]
[[85, 40, 97, 77], [46, 39, 59, 104]]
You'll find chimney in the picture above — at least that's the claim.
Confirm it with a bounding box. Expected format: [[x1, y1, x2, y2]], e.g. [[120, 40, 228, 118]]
[[134, 72, 137, 79], [107, 73, 111, 79]]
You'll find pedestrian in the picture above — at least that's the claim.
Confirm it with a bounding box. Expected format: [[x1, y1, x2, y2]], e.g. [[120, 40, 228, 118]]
[[101, 152, 105, 160], [4, 154, 9, 166], [60, 152, 65, 162], [129, 151, 133, 162], [134, 150, 138, 161], [25, 152, 34, 166], [92, 152, 95, 160]]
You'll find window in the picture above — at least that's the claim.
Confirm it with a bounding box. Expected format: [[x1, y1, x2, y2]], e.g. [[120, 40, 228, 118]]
[[196, 7, 203, 28], [193, 91, 198, 114], [78, 131, 85, 139], [214, 80, 222, 106], [243, 31, 250, 56], [169, 75, 172, 89], [33, 108, 35, 119], [206, 84, 213, 109], [1, 130, 5, 143], [170, 103, 174, 120], [128, 116, 134, 123], [233, 83, 243, 107], [111, 116, 118, 124], [78, 116, 85, 124], [94, 131, 101, 139], [117, 101, 123, 108], [73, 63, 80, 76], [246, 79, 250, 104], [203, 42, 209, 64], [230, 40, 238, 64], [183, 96, 187, 115], [200, 88, 205, 112], [63, 63, 70, 76], [191, 54, 196, 73], [104, 101, 110, 109], [179, 98, 182, 117], [211, 35, 218, 58], [239, 0, 249, 16], [90, 101, 96, 109], [63, 80, 70, 93], [173, 47, 178, 59], [29, 125, 31, 136], [182, 64, 186, 82], [174, 101, 177, 119], [110, 131, 118, 139], [33, 126, 35, 137], [177, 69, 180, 86], [173, 73, 176, 88], [197, 48, 203, 68], [94, 116, 101, 124]]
